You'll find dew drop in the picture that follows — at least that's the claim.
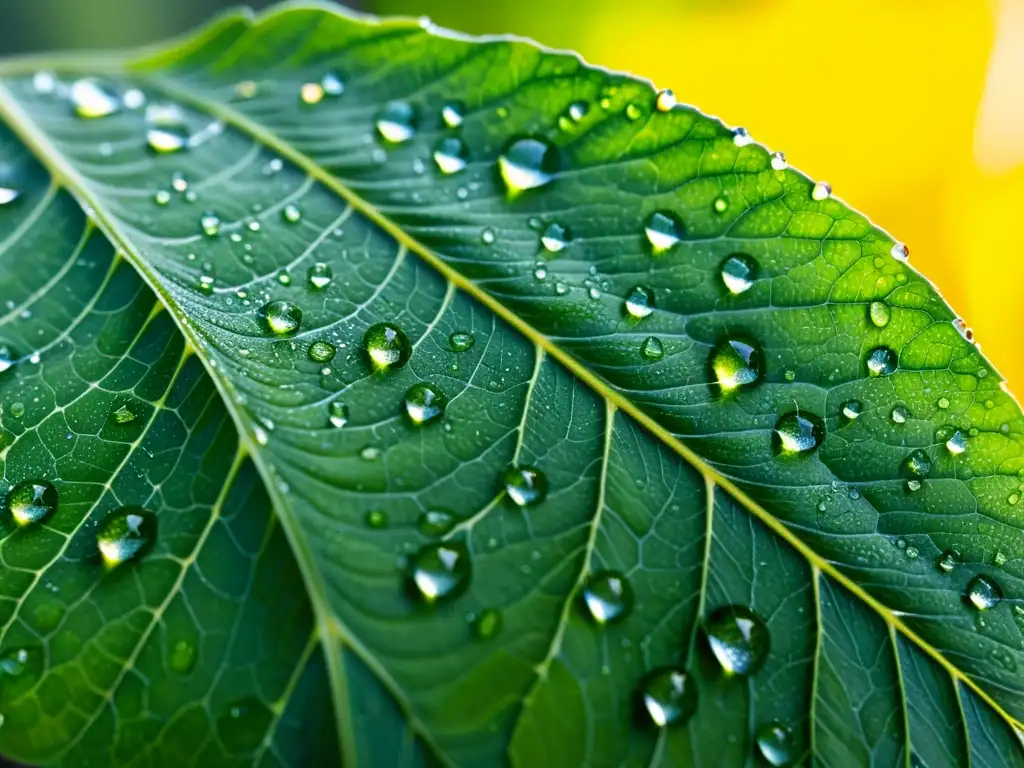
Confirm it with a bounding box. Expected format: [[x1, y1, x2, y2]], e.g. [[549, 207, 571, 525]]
[[965, 574, 1001, 611], [433, 136, 469, 174], [498, 137, 559, 193], [153, 190, 171, 206], [946, 430, 967, 455], [0, 345, 17, 374], [655, 89, 677, 112], [704, 605, 770, 676], [168, 639, 197, 675], [282, 204, 302, 223], [540, 222, 571, 253], [503, 464, 548, 507], [641, 336, 664, 361], [773, 413, 824, 456], [321, 72, 344, 96], [644, 211, 684, 253], [624, 285, 655, 319], [96, 506, 157, 566], [580, 571, 634, 625], [811, 181, 832, 201], [770, 151, 787, 171], [70, 78, 120, 118], [473, 608, 502, 640], [200, 211, 221, 237], [902, 449, 932, 478], [937, 549, 959, 573], [756, 721, 796, 767], [709, 338, 764, 393], [732, 127, 753, 146], [365, 509, 388, 529], [32, 71, 56, 94], [891, 405, 909, 424], [408, 542, 471, 604], [363, 322, 412, 371], [712, 195, 729, 214], [300, 81, 324, 105], [417, 509, 456, 537], [481, 227, 495, 245], [309, 341, 336, 363], [868, 301, 891, 328], [328, 401, 348, 428], [441, 101, 465, 128], [3, 480, 58, 526], [375, 101, 417, 143], [841, 400, 862, 421], [217, 698, 274, 754], [866, 346, 898, 377], [719, 253, 757, 294], [891, 242, 910, 262], [558, 100, 589, 130], [637, 667, 698, 727], [403, 382, 447, 426], [145, 103, 190, 153], [449, 331, 475, 352], [258, 300, 302, 336], [625, 103, 642, 121], [307, 262, 333, 290]]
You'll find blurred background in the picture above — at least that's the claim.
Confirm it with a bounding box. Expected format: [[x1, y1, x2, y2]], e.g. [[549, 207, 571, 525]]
[[2, 0, 1021, 390]]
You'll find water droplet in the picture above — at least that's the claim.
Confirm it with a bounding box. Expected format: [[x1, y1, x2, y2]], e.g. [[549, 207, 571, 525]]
[[0, 646, 40, 696], [376, 101, 417, 143], [403, 382, 447, 426], [433, 136, 469, 175], [168, 639, 196, 675], [811, 181, 831, 201], [641, 336, 664, 361], [0, 345, 17, 375], [171, 172, 188, 192], [704, 605, 770, 676], [32, 71, 56, 94], [321, 72, 344, 96], [473, 608, 502, 639], [328, 401, 348, 428], [282, 204, 302, 223], [732, 126, 753, 146], [719, 253, 757, 294], [217, 698, 273, 754], [770, 151, 787, 171], [624, 103, 642, 121], [300, 81, 324, 105], [234, 80, 257, 100], [417, 509, 456, 537], [362, 323, 411, 371], [891, 242, 910, 262], [449, 331, 475, 352], [773, 413, 824, 455], [709, 338, 764, 393], [580, 571, 634, 625], [869, 301, 891, 328], [946, 430, 967, 455], [624, 285, 655, 319], [153, 190, 171, 206], [200, 211, 221, 237], [902, 449, 932, 478], [365, 509, 387, 529], [441, 101, 465, 128], [258, 300, 302, 336], [309, 341, 336, 363], [503, 464, 548, 507], [756, 721, 796, 767], [481, 227, 495, 245], [110, 404, 136, 424], [558, 100, 589, 130], [498, 137, 559, 194], [842, 400, 862, 421], [644, 211, 684, 253], [655, 89, 677, 112], [540, 222, 571, 253], [9, 401, 24, 418], [408, 542, 471, 604], [891, 405, 909, 424], [937, 549, 959, 573], [96, 507, 158, 566], [637, 667, 698, 727], [866, 346, 898, 376], [145, 103, 189, 153], [3, 480, 58, 526], [965, 575, 1002, 611], [307, 262, 333, 290], [70, 78, 120, 118]]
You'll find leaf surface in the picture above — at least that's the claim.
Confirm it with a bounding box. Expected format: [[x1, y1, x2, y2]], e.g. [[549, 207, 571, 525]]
[[1, 4, 1023, 766]]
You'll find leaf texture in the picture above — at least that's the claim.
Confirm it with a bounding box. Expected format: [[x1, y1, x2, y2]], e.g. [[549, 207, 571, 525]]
[[0, 4, 1023, 766]]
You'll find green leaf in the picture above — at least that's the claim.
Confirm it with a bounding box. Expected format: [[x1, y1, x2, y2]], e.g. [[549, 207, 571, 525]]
[[0, 3, 1022, 765]]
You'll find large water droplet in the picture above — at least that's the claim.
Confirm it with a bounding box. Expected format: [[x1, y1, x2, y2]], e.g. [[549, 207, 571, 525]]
[[433, 137, 469, 174], [965, 574, 1001, 611], [498, 137, 559, 194], [624, 285, 655, 319], [96, 506, 158, 566], [363, 322, 412, 371], [720, 253, 757, 295], [811, 181, 831, 201], [449, 331, 475, 352], [376, 101, 417, 143], [869, 301, 891, 328], [773, 413, 824, 455], [866, 346, 898, 377], [641, 336, 664, 361], [644, 211, 684, 253], [580, 571, 634, 625], [417, 509, 456, 537], [441, 101, 465, 128], [704, 605, 770, 676], [258, 300, 302, 336], [307, 262, 333, 290], [655, 89, 677, 112], [637, 667, 698, 727], [217, 698, 274, 754], [70, 78, 120, 118], [403, 382, 447, 426], [891, 242, 910, 262], [504, 464, 548, 507], [145, 103, 190, 153], [3, 480, 58, 526], [540, 222, 571, 253], [408, 541, 471, 604], [309, 341, 336, 363], [756, 721, 796, 766], [709, 338, 764, 393]]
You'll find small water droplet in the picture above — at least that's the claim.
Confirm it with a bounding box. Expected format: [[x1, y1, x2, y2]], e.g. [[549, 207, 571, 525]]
[[811, 181, 831, 201], [866, 346, 898, 377], [704, 605, 770, 676], [417, 509, 456, 537], [363, 323, 412, 371], [309, 341, 336, 363], [641, 336, 664, 361], [110, 404, 136, 424], [481, 227, 495, 245], [644, 211, 684, 253], [168, 639, 196, 675], [441, 101, 465, 128], [321, 72, 344, 96], [732, 126, 753, 146], [403, 382, 447, 426], [153, 190, 171, 206], [449, 331, 475, 352], [70, 78, 120, 118], [891, 405, 909, 424], [328, 401, 348, 428], [558, 100, 589, 130], [540, 222, 571, 253], [365, 509, 387, 529], [408, 541, 471, 604], [946, 430, 967, 455], [625, 103, 642, 121], [719, 253, 757, 294], [773, 413, 824, 455], [433, 136, 469, 174], [869, 301, 891, 328], [841, 400, 862, 421], [96, 507, 158, 566], [300, 81, 325, 105], [637, 667, 698, 727], [145, 103, 190, 153], [376, 101, 417, 143], [624, 285, 655, 319], [937, 549, 959, 573], [307, 262, 333, 290], [891, 242, 910, 262], [709, 338, 764, 393], [756, 721, 796, 767], [655, 89, 677, 112], [258, 300, 302, 336], [282, 204, 302, 223], [3, 480, 58, 526], [32, 71, 56, 94], [503, 464, 548, 507], [580, 571, 634, 625], [9, 401, 24, 418], [498, 137, 559, 193], [200, 211, 221, 237], [965, 574, 1001, 611], [472, 608, 502, 639], [217, 698, 273, 754]]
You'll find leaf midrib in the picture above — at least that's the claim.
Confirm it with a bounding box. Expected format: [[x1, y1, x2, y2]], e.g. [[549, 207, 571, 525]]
[[0, 7, 1016, 750]]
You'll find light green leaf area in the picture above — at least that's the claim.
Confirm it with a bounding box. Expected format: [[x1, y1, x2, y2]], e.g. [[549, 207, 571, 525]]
[[0, 4, 1023, 766]]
